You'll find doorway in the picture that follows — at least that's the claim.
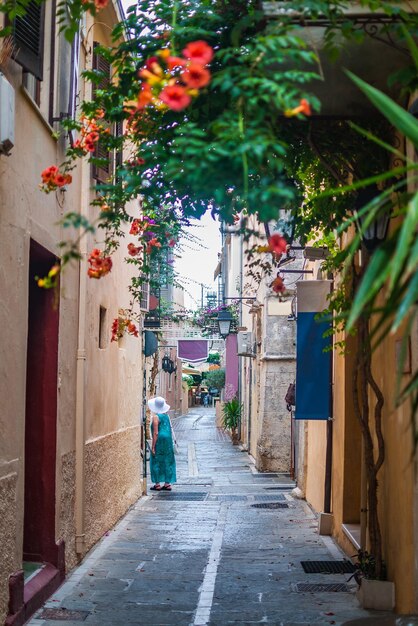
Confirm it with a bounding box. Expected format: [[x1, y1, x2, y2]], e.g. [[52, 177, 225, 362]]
[[23, 240, 60, 569]]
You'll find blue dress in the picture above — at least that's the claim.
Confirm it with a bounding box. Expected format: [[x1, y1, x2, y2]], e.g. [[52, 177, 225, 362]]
[[150, 413, 177, 484]]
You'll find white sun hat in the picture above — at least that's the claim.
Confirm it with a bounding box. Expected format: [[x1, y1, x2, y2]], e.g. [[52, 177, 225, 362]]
[[148, 396, 170, 414]]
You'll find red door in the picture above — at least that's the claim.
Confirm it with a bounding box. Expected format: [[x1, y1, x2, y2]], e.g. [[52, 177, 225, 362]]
[[23, 240, 60, 566]]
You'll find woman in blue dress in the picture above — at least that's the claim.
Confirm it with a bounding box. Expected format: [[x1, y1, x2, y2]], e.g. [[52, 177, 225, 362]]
[[148, 396, 177, 491]]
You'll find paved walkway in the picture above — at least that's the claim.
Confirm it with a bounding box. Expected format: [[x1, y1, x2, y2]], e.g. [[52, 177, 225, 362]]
[[29, 408, 381, 626]]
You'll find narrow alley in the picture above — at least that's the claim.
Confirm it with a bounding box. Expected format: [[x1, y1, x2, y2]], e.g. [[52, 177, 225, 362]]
[[29, 409, 380, 626]]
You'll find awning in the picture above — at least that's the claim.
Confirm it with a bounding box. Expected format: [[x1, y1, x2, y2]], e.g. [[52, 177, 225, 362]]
[[178, 340, 208, 363], [182, 366, 202, 375]]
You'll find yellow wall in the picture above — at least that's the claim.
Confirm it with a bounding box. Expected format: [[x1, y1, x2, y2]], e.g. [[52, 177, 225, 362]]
[[304, 293, 416, 612], [376, 328, 415, 611], [305, 420, 327, 513]]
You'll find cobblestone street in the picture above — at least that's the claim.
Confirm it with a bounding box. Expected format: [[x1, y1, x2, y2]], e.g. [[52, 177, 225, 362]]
[[29, 408, 381, 626]]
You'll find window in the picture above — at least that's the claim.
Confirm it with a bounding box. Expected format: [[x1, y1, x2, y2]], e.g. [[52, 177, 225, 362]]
[[99, 306, 108, 349], [13, 0, 45, 80], [68, 30, 81, 125], [140, 281, 150, 312], [91, 42, 112, 184]]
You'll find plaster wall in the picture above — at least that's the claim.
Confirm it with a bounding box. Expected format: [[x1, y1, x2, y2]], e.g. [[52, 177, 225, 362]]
[[58, 15, 144, 566], [0, 8, 144, 621], [0, 25, 81, 618]]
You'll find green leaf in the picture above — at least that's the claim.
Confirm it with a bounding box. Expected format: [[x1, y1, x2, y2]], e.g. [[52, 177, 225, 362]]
[[392, 271, 418, 333], [389, 192, 418, 290], [346, 243, 394, 331], [346, 70, 418, 148], [400, 24, 418, 71]]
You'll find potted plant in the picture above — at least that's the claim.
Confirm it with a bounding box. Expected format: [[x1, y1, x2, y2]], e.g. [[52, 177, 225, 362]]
[[222, 396, 242, 444], [352, 550, 395, 611]]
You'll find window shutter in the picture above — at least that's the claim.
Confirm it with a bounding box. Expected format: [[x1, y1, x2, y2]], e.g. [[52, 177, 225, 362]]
[[92, 42, 112, 184], [68, 31, 81, 120], [140, 280, 150, 312], [13, 0, 45, 80]]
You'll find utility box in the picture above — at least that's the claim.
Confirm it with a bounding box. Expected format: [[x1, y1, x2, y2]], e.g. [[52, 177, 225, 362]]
[[0, 73, 15, 155], [237, 331, 254, 357]]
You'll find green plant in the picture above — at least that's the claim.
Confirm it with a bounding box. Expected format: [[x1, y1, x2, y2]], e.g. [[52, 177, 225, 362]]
[[206, 352, 221, 365], [182, 374, 194, 389], [203, 368, 225, 391], [222, 397, 242, 431], [352, 550, 387, 584]]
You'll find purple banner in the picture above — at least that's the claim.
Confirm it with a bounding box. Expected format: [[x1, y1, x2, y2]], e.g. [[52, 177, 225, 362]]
[[225, 334, 238, 398], [178, 340, 208, 363]]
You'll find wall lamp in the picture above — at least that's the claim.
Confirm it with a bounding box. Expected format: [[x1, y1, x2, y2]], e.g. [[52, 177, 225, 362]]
[[217, 308, 234, 338], [355, 186, 390, 252]]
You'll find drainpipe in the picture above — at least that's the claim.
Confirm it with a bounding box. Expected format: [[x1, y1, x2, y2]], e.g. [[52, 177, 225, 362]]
[[238, 229, 244, 441], [323, 278, 334, 514], [75, 251, 87, 555], [74, 135, 89, 556], [360, 440, 368, 548]]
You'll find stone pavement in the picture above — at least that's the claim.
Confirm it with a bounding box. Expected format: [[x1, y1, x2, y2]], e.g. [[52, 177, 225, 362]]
[[28, 407, 385, 626]]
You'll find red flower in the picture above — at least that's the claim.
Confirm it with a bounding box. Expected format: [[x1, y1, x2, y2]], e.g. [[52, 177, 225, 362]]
[[111, 318, 121, 342], [130, 219, 141, 235], [94, 0, 108, 9], [182, 40, 214, 65], [145, 56, 159, 70], [41, 165, 59, 183], [86, 131, 99, 143], [159, 85, 191, 111], [137, 83, 153, 110], [127, 321, 139, 337], [146, 238, 162, 254], [85, 140, 96, 152], [54, 173, 68, 187], [268, 233, 287, 255], [181, 63, 211, 89], [127, 243, 141, 256], [168, 239, 176, 247], [272, 276, 285, 294], [284, 98, 312, 118], [88, 249, 112, 279], [166, 56, 187, 71]]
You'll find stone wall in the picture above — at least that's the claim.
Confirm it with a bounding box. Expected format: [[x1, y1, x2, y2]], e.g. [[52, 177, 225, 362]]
[[0, 473, 19, 625], [255, 305, 296, 472], [84, 426, 141, 552]]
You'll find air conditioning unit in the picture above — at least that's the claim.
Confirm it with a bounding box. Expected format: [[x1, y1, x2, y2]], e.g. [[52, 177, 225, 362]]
[[237, 331, 254, 357], [0, 73, 15, 156]]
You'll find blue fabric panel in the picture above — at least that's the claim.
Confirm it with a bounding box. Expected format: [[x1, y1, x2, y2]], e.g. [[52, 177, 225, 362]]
[[295, 312, 331, 420]]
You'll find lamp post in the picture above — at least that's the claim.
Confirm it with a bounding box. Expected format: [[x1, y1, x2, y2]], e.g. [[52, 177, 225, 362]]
[[217, 308, 233, 339]]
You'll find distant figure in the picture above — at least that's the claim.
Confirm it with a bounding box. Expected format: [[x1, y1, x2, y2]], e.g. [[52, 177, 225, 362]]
[[203, 394, 209, 407], [148, 396, 177, 491]]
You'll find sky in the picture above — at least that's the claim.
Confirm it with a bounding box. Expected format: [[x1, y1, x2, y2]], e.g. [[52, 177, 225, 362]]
[[175, 210, 221, 311]]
